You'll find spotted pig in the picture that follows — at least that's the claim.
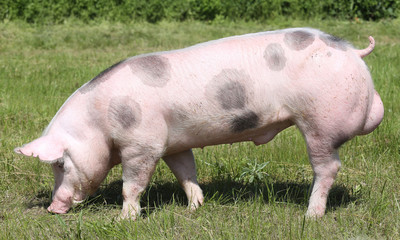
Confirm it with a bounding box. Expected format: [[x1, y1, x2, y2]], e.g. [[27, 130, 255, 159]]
[[15, 28, 384, 218]]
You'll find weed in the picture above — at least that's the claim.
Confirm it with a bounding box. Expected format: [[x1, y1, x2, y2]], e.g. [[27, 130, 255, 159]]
[[237, 159, 269, 184]]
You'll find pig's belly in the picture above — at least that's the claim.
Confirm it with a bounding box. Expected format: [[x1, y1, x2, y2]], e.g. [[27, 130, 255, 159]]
[[164, 120, 293, 155]]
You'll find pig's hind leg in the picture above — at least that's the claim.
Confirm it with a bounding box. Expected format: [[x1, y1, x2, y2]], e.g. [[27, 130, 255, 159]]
[[163, 149, 204, 210], [306, 145, 341, 218], [301, 129, 343, 218]]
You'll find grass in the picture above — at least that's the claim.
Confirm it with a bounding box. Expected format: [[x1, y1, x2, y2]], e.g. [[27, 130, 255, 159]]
[[1, 18, 400, 239]]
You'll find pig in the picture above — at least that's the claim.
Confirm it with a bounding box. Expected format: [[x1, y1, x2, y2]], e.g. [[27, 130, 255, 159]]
[[14, 27, 384, 219]]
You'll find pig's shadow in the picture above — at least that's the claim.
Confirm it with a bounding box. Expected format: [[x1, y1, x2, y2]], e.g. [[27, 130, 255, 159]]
[[28, 178, 356, 215]]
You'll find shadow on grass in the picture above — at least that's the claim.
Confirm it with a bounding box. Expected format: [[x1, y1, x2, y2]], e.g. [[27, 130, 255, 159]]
[[27, 178, 357, 215]]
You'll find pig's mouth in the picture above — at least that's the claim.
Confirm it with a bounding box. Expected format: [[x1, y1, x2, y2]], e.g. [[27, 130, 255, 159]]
[[72, 199, 85, 205]]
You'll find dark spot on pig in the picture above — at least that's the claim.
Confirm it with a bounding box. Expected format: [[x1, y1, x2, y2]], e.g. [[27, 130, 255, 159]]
[[80, 60, 126, 94], [319, 34, 348, 51], [327, 51, 332, 57], [115, 105, 134, 129], [128, 55, 171, 87], [207, 69, 251, 110], [231, 111, 259, 133], [264, 43, 287, 71], [217, 81, 246, 110], [284, 30, 315, 51], [108, 96, 142, 129]]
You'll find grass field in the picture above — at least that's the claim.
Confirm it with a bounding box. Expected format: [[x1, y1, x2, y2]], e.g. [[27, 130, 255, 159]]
[[1, 18, 400, 239]]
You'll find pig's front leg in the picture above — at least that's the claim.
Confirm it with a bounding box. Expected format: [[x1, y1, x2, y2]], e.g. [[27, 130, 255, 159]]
[[163, 149, 204, 210], [120, 151, 160, 220]]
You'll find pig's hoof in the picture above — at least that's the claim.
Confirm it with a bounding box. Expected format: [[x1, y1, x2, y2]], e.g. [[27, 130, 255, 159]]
[[117, 212, 138, 221], [305, 209, 325, 219], [187, 187, 204, 211], [188, 196, 204, 211], [118, 207, 140, 221]]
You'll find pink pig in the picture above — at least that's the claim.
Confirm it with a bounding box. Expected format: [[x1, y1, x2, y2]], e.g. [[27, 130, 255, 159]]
[[15, 28, 383, 218]]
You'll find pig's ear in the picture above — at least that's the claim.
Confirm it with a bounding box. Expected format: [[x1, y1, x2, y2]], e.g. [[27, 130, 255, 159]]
[[14, 135, 64, 163]]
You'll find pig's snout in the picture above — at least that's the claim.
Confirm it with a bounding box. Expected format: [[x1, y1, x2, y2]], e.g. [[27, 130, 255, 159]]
[[47, 198, 72, 214], [47, 194, 86, 214], [361, 91, 384, 135], [47, 186, 75, 214]]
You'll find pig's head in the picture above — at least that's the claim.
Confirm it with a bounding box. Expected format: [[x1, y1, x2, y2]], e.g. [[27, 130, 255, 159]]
[[15, 135, 109, 214]]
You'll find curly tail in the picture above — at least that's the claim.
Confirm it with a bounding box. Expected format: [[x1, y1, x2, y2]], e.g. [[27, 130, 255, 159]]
[[355, 36, 375, 58]]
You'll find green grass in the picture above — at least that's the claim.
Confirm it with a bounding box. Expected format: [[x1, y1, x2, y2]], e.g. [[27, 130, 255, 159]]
[[1, 18, 400, 239]]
